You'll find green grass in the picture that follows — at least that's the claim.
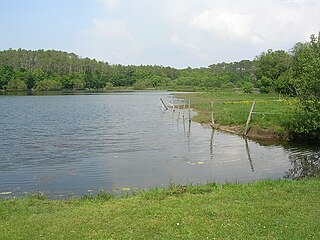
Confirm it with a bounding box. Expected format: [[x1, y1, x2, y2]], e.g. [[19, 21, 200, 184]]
[[1, 179, 320, 239], [178, 91, 296, 138]]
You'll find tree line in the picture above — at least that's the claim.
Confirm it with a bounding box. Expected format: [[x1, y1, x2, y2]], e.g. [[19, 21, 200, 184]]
[[0, 49, 253, 91], [0, 35, 318, 96]]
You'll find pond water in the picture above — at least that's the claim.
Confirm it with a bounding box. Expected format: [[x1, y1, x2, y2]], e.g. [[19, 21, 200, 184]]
[[0, 92, 319, 198]]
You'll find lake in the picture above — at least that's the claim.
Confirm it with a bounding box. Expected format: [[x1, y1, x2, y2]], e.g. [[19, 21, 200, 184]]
[[0, 91, 319, 198]]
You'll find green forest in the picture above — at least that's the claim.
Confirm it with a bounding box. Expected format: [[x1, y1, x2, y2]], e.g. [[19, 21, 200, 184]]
[[0, 35, 319, 96], [0, 35, 317, 96], [0, 49, 254, 92], [0, 34, 319, 140]]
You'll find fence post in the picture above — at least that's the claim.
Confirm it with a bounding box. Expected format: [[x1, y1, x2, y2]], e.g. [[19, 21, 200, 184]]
[[188, 99, 191, 123], [211, 101, 215, 126], [160, 98, 168, 110], [244, 101, 256, 136]]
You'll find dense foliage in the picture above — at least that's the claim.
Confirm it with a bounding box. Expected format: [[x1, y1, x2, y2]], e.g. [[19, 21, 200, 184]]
[[253, 49, 293, 94], [251, 34, 320, 140], [0, 49, 253, 91], [287, 35, 320, 140]]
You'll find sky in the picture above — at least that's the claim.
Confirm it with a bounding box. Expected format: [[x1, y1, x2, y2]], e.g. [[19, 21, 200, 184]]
[[0, 0, 319, 68]]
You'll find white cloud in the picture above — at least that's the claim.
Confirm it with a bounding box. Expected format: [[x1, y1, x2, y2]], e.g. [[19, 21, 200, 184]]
[[193, 10, 261, 44], [99, 0, 120, 8], [191, 0, 320, 45], [79, 19, 143, 64], [89, 19, 128, 38], [170, 34, 200, 50], [84, 0, 320, 67]]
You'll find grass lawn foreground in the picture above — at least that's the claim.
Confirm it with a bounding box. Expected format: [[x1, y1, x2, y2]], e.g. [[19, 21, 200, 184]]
[[1, 178, 320, 239]]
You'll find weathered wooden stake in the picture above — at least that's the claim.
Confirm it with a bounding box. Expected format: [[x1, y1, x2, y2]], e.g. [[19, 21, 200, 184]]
[[188, 99, 191, 123], [160, 98, 168, 110], [183, 100, 186, 119], [172, 98, 175, 112], [211, 101, 215, 126], [188, 99, 191, 132], [244, 101, 256, 136]]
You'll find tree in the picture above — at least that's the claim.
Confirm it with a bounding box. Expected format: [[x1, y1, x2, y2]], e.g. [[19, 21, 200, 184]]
[[257, 76, 273, 93], [0, 65, 14, 89], [287, 34, 320, 140], [243, 82, 254, 93], [253, 49, 292, 93]]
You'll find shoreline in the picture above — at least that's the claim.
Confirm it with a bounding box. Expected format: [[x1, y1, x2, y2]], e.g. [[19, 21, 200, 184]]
[[209, 123, 289, 144], [175, 91, 292, 144]]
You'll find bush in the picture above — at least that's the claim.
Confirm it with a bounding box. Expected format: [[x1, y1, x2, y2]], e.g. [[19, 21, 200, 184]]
[[243, 82, 254, 93], [133, 81, 147, 90], [287, 105, 320, 141], [222, 82, 235, 89], [5, 79, 27, 91], [35, 79, 62, 91], [73, 79, 86, 90], [104, 82, 114, 90]]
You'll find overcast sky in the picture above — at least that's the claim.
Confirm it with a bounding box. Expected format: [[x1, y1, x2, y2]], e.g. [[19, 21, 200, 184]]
[[1, 0, 319, 68]]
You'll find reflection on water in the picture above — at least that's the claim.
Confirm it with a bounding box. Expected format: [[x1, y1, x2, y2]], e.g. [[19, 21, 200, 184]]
[[245, 138, 254, 173], [285, 149, 320, 179], [210, 129, 214, 161], [0, 92, 319, 198]]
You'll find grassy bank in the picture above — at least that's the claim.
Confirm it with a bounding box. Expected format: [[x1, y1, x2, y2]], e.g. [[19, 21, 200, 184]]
[[178, 91, 296, 141], [1, 178, 320, 239]]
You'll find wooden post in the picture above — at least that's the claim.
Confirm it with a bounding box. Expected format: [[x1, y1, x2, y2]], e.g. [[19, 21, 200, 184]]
[[188, 99, 191, 123], [183, 100, 186, 119], [211, 101, 214, 126], [182, 100, 186, 131], [172, 98, 175, 112], [160, 98, 168, 110], [188, 99, 191, 132], [244, 101, 255, 136]]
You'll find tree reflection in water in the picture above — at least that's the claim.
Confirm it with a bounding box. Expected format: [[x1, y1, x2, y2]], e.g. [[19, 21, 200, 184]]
[[285, 150, 320, 179]]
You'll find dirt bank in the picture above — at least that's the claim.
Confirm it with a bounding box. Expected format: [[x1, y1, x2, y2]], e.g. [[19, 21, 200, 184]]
[[210, 124, 289, 144]]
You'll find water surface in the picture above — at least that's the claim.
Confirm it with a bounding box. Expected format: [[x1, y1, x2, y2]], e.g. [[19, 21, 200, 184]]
[[0, 92, 319, 197]]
